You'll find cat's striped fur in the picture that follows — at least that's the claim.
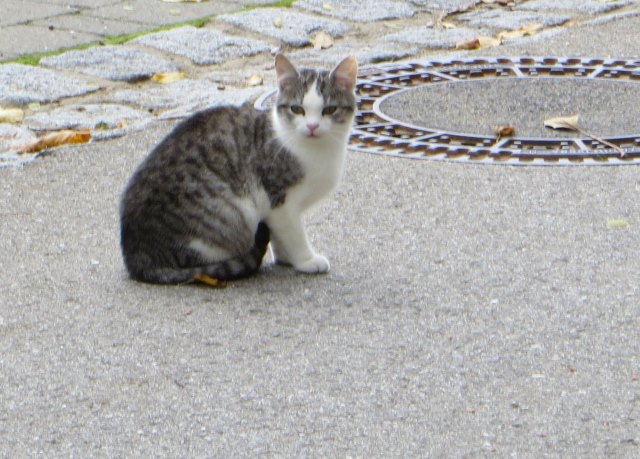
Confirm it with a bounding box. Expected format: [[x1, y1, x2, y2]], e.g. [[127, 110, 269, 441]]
[[119, 54, 357, 284]]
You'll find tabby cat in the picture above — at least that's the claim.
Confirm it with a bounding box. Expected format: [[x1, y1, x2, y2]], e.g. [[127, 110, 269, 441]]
[[119, 54, 358, 284]]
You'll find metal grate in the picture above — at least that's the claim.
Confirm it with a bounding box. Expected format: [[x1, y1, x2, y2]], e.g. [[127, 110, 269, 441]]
[[255, 57, 640, 166]]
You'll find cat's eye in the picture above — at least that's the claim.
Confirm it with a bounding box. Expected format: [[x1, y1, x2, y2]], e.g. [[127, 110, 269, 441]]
[[290, 105, 305, 115], [322, 105, 338, 116]]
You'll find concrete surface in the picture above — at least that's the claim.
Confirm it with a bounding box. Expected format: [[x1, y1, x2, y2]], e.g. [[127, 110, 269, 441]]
[[1, 0, 639, 456]]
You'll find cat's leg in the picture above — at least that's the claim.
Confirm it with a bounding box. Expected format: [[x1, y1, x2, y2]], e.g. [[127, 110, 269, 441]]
[[267, 207, 329, 274]]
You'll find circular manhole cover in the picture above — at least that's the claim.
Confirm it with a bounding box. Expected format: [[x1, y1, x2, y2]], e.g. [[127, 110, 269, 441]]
[[255, 57, 640, 166]]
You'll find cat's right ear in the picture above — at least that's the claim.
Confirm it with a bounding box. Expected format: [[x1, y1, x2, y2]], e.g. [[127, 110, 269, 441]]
[[275, 54, 298, 90]]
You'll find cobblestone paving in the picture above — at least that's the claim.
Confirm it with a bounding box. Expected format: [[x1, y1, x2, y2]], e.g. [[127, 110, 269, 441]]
[[1, 0, 639, 166]]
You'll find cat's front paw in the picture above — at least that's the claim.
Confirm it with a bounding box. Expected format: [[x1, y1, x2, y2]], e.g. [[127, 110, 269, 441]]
[[294, 254, 330, 274]]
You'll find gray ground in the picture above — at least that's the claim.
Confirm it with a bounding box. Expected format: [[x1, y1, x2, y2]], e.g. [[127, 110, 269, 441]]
[[1, 0, 639, 456]]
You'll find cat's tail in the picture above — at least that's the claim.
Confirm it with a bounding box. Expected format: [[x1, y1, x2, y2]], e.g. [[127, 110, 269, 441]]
[[129, 223, 271, 285]]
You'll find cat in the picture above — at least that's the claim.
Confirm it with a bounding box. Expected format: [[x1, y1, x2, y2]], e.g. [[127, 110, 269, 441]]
[[119, 53, 358, 284]]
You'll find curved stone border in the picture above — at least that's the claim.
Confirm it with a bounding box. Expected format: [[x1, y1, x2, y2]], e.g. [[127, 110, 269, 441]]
[[256, 57, 640, 166]]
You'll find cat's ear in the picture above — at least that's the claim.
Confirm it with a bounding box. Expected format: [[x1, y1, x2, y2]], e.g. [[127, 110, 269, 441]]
[[330, 55, 358, 92], [275, 53, 299, 90]]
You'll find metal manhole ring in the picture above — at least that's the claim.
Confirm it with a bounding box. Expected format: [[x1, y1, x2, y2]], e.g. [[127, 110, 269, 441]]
[[255, 56, 640, 166]]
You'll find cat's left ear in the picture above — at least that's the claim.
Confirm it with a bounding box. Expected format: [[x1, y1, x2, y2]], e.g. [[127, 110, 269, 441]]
[[330, 55, 358, 92]]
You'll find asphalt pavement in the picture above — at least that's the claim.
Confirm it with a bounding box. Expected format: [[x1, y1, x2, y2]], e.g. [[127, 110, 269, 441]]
[[1, 0, 639, 456]]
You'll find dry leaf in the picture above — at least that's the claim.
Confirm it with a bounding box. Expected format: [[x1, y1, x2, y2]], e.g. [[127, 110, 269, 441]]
[[16, 129, 91, 154], [0, 107, 25, 124], [456, 38, 480, 50], [247, 73, 263, 87], [456, 36, 500, 50], [606, 219, 629, 229], [493, 124, 515, 137], [322, 2, 335, 11], [151, 71, 187, 84], [193, 273, 228, 288], [544, 114, 625, 156], [432, 12, 456, 29], [311, 31, 334, 50], [273, 17, 283, 28], [499, 22, 544, 40], [544, 114, 580, 131]]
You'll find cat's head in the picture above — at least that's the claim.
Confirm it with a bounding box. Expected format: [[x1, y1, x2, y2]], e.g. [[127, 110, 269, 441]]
[[273, 54, 357, 146]]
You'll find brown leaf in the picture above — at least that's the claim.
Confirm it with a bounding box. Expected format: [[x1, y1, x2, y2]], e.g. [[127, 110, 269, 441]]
[[456, 38, 481, 50], [456, 36, 500, 50], [16, 129, 92, 154], [493, 124, 515, 137], [311, 31, 334, 50], [544, 114, 580, 131]]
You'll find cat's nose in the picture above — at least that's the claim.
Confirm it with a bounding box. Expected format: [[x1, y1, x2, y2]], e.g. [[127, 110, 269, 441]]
[[306, 122, 320, 133]]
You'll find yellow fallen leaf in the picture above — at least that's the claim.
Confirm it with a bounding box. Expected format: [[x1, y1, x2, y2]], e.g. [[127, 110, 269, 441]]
[[16, 129, 92, 154], [193, 273, 228, 288], [247, 73, 263, 87], [0, 107, 25, 124], [606, 219, 629, 229], [311, 31, 334, 50], [544, 114, 580, 131], [322, 2, 335, 11], [273, 17, 284, 28], [498, 22, 543, 40], [151, 71, 187, 84]]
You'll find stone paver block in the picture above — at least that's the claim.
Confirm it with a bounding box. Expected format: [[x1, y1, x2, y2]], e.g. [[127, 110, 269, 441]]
[[584, 10, 640, 26], [385, 26, 494, 49], [294, 0, 415, 22], [0, 1, 78, 26], [40, 46, 180, 82], [458, 9, 573, 30], [0, 25, 100, 61], [32, 14, 150, 38], [408, 0, 479, 13], [113, 79, 263, 119], [289, 43, 419, 66], [34, 0, 116, 6], [25, 104, 149, 131], [218, 8, 350, 47], [133, 26, 270, 66], [88, 0, 241, 27], [0, 64, 99, 105], [519, 0, 633, 15]]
